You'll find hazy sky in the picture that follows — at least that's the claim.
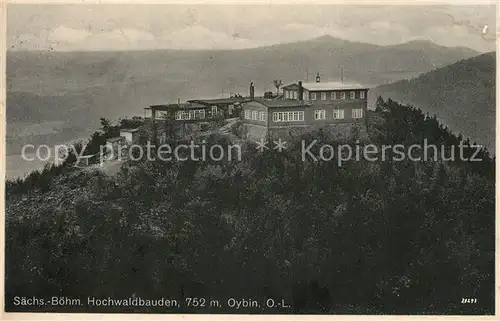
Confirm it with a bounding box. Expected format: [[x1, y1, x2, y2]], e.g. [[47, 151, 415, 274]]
[[7, 4, 497, 52]]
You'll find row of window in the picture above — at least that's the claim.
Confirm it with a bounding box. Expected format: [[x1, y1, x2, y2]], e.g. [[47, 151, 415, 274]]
[[244, 109, 363, 123], [284, 90, 365, 100], [314, 109, 363, 120], [174, 106, 219, 120], [311, 91, 365, 100], [175, 110, 206, 120], [272, 111, 305, 122], [244, 110, 266, 121]]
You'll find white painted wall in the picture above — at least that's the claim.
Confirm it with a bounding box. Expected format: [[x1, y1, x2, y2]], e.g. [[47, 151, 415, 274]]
[[120, 131, 134, 143]]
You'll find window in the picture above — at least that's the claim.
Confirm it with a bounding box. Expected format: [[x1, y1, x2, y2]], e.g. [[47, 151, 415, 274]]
[[252, 111, 258, 120], [360, 91, 365, 99], [321, 92, 327, 100], [340, 92, 346, 100], [333, 109, 345, 119], [196, 110, 206, 119], [331, 92, 337, 100], [259, 111, 266, 121], [350, 91, 355, 99], [175, 110, 205, 120], [352, 108, 363, 119], [285, 91, 289, 99], [314, 110, 326, 120], [212, 105, 218, 115], [244, 110, 251, 119], [272, 111, 304, 122], [310, 92, 317, 100]]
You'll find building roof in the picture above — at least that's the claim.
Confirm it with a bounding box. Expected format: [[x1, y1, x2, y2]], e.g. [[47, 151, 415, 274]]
[[282, 81, 370, 91], [120, 128, 140, 133], [252, 98, 310, 108], [282, 83, 300, 90], [302, 81, 369, 91], [106, 136, 125, 143], [148, 102, 207, 110], [187, 97, 249, 105]]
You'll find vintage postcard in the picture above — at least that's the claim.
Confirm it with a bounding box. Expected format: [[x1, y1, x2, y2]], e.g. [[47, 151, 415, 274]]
[[2, 1, 498, 318]]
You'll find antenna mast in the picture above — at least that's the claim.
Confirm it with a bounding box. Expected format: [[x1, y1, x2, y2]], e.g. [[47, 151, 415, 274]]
[[341, 67, 344, 84]]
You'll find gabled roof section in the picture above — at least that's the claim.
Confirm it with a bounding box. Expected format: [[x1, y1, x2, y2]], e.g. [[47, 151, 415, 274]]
[[301, 81, 369, 91], [282, 83, 300, 90], [252, 98, 309, 108]]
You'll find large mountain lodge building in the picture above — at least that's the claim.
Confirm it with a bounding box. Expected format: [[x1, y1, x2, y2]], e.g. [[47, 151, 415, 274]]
[[240, 74, 370, 140], [144, 74, 369, 142]]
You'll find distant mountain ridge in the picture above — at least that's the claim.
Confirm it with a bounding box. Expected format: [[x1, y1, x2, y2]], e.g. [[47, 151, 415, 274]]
[[7, 36, 478, 120], [371, 52, 495, 152], [6, 37, 480, 159]]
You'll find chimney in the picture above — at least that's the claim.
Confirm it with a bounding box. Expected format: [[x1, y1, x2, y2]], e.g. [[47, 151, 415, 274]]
[[249, 82, 255, 100], [316, 72, 320, 83], [298, 81, 303, 101]]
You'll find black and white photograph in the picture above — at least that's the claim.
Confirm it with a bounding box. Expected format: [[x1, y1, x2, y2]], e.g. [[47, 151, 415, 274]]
[[3, 1, 497, 316]]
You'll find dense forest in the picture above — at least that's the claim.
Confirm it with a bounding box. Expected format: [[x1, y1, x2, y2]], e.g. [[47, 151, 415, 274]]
[[5, 98, 495, 314]]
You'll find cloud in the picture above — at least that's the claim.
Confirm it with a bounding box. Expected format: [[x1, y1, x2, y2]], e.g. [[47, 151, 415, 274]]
[[49, 25, 91, 44], [158, 25, 256, 50], [278, 23, 344, 43], [11, 24, 255, 51], [423, 24, 495, 52], [277, 22, 411, 46], [6, 5, 496, 52], [82, 28, 157, 50]]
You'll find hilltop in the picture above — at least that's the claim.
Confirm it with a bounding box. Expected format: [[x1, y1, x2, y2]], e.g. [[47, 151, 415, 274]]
[[371, 52, 495, 152], [5, 98, 495, 314]]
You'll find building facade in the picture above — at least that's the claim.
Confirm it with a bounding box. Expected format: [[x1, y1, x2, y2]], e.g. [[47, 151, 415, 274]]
[[145, 96, 247, 122], [241, 76, 370, 140], [120, 128, 140, 144]]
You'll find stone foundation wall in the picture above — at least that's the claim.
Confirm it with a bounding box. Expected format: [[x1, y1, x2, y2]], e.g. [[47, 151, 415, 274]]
[[268, 123, 368, 142]]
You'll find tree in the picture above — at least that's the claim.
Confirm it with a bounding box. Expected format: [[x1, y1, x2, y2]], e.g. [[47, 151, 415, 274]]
[[273, 79, 283, 95], [100, 117, 111, 135]]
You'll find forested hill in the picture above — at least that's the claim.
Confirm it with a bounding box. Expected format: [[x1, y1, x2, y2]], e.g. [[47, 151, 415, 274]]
[[371, 52, 495, 152], [5, 98, 495, 314]]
